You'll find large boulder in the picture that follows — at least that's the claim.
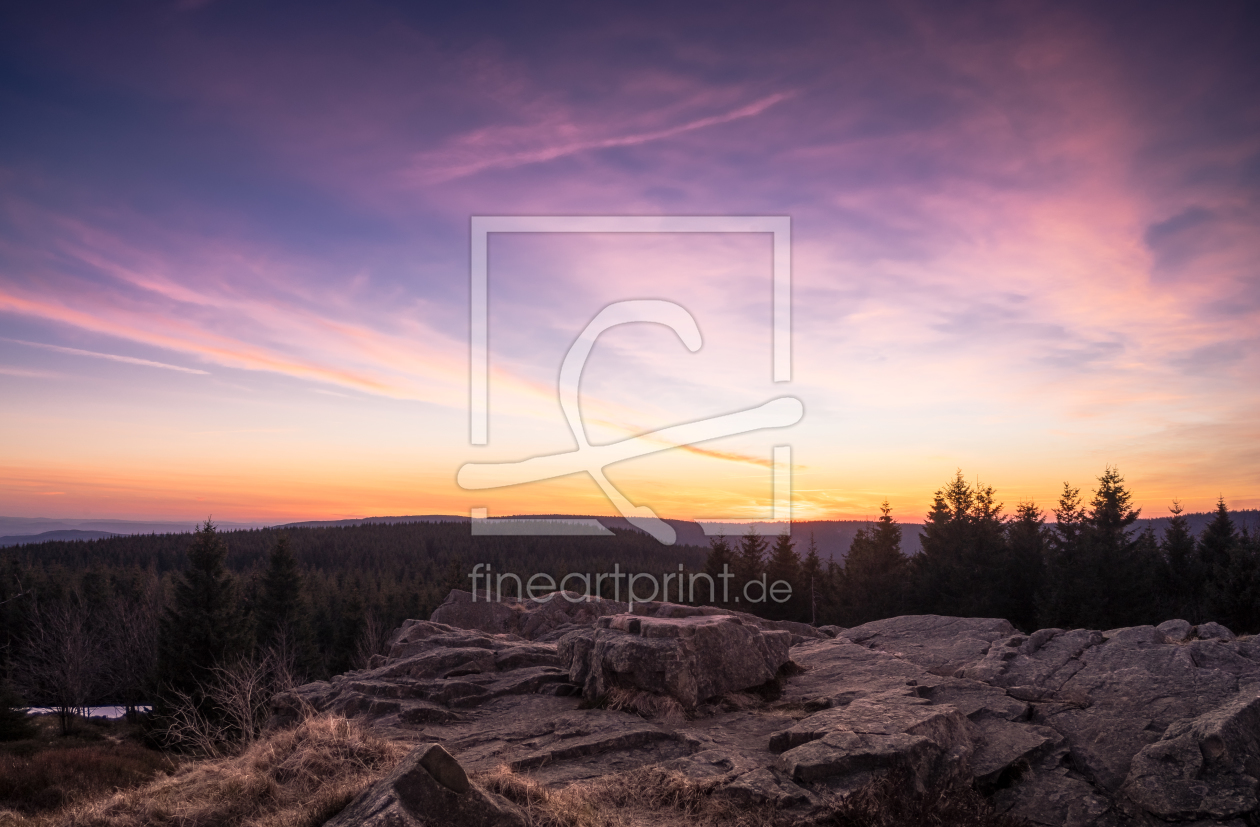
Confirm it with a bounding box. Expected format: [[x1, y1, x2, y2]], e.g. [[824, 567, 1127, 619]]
[[560, 614, 791, 710], [326, 743, 526, 827]]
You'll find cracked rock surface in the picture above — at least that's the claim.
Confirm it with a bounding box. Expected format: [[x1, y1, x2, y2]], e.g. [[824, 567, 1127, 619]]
[[276, 595, 1260, 826]]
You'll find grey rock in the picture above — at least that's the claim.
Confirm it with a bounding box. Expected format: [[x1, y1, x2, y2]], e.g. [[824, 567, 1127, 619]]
[[992, 765, 1116, 827], [1157, 619, 1193, 642], [663, 749, 812, 807], [1195, 621, 1236, 641], [1101, 625, 1164, 647], [1121, 684, 1260, 820], [772, 694, 972, 792], [326, 743, 526, 827], [560, 614, 790, 709], [970, 718, 1063, 788], [844, 615, 1017, 675], [725, 767, 811, 806]]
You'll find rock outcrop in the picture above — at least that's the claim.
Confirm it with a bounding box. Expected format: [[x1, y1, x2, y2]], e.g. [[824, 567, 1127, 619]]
[[560, 614, 791, 709], [278, 595, 1260, 827]]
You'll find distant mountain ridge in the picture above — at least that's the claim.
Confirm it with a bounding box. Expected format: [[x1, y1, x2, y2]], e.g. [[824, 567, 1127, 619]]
[[4, 509, 1255, 561], [0, 529, 119, 547], [0, 516, 264, 537]]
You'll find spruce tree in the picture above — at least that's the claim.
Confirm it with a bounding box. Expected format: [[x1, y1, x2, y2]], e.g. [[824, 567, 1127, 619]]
[[913, 472, 1006, 618], [254, 534, 318, 679], [1042, 468, 1151, 629], [801, 534, 823, 625], [1004, 502, 1047, 632], [1202, 501, 1257, 633], [734, 528, 768, 605], [1198, 497, 1238, 571], [764, 531, 802, 620], [703, 535, 736, 606], [1161, 501, 1201, 621], [158, 519, 247, 700], [329, 587, 366, 676], [1038, 483, 1086, 628], [842, 501, 907, 625]]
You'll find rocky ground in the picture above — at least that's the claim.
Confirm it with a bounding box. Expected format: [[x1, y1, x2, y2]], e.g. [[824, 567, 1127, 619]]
[[275, 590, 1260, 827]]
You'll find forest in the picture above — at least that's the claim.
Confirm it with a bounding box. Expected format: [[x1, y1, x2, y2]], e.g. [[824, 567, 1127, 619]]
[[1, 466, 1258, 728]]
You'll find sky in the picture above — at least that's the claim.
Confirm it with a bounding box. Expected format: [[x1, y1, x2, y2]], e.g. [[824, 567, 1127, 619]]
[[1, 1, 1258, 527]]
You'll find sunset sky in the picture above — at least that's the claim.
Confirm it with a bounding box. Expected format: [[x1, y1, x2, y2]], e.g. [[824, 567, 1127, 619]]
[[2, 2, 1258, 526]]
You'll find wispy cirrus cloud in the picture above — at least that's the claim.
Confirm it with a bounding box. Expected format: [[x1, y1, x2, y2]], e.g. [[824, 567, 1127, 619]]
[[2, 336, 209, 374], [403, 91, 796, 185]]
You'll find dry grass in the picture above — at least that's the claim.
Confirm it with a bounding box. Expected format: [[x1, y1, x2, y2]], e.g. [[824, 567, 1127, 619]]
[[596, 688, 687, 724], [479, 764, 782, 827], [0, 715, 407, 827], [479, 764, 1033, 827], [0, 743, 176, 815]]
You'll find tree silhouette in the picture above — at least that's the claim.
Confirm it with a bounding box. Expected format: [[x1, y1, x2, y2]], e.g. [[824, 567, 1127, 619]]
[[1161, 501, 1201, 621], [703, 535, 736, 606], [158, 520, 248, 704], [764, 531, 802, 620], [801, 534, 823, 625], [841, 501, 907, 625], [1004, 502, 1047, 631], [914, 472, 1006, 618], [734, 528, 768, 604], [254, 534, 318, 680]]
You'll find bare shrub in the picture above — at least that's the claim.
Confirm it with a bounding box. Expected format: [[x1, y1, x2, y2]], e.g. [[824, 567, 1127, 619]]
[[351, 611, 390, 671], [160, 651, 298, 756]]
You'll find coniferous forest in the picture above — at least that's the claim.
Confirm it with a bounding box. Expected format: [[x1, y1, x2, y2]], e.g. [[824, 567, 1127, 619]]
[[2, 467, 1258, 718]]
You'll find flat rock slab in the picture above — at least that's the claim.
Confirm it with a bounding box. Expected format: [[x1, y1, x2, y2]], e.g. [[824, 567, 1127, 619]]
[[843, 615, 1017, 676], [772, 694, 972, 791]]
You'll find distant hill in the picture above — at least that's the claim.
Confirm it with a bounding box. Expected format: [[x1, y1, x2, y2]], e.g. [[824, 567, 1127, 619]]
[[276, 515, 469, 529], [0, 529, 119, 547], [283, 513, 921, 563], [0, 516, 264, 537], [1132, 509, 1260, 539], [6, 508, 1254, 560]]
